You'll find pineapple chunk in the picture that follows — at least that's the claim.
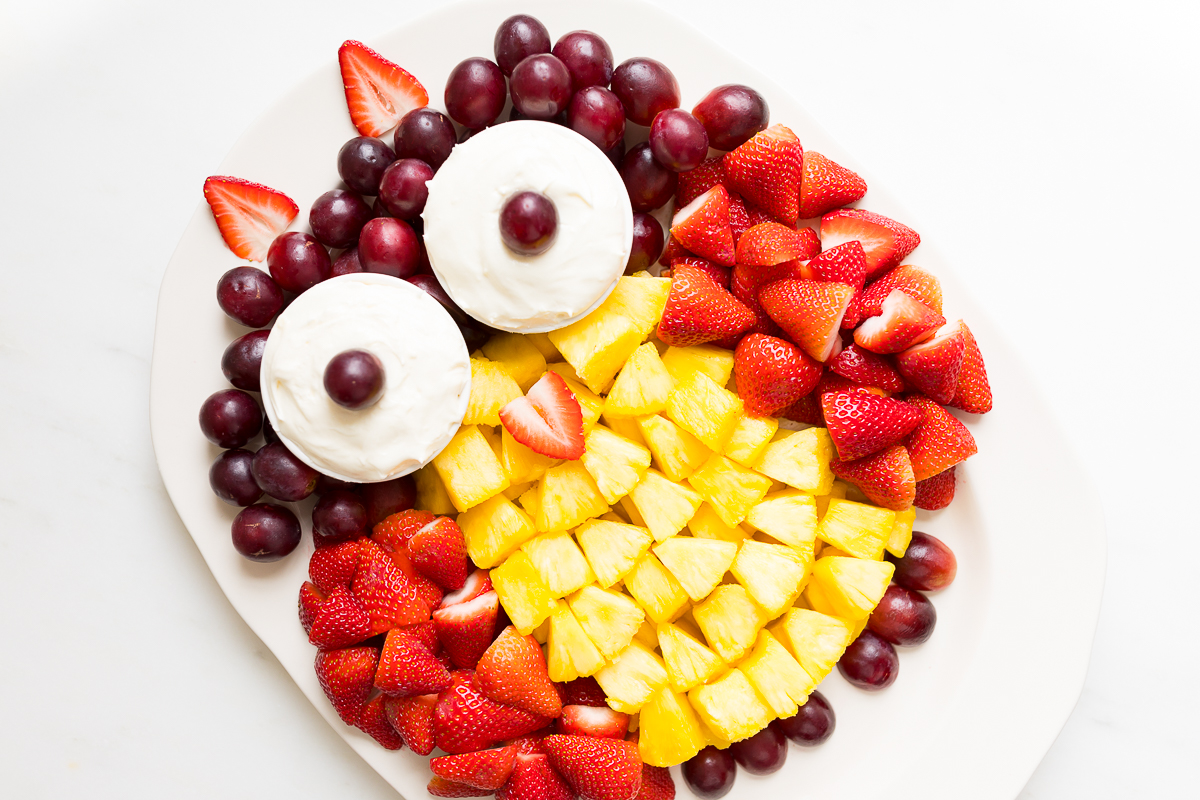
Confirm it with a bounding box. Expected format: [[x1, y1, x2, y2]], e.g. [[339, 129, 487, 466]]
[[755, 428, 835, 495], [463, 357, 523, 427], [595, 640, 670, 713], [482, 332, 548, 391], [517, 484, 540, 520], [770, 608, 856, 684], [432, 425, 511, 512], [722, 414, 779, 467], [413, 464, 455, 516], [605, 342, 676, 417], [569, 585, 645, 660], [576, 519, 654, 588], [688, 453, 773, 526], [639, 686, 707, 767], [601, 412, 647, 448], [693, 584, 767, 662], [503, 481, 533, 501], [607, 274, 672, 337], [816, 480, 849, 519], [629, 469, 703, 542], [624, 553, 689, 623], [886, 506, 916, 557], [658, 622, 723, 692], [688, 503, 751, 543], [491, 550, 558, 634], [661, 345, 735, 386], [617, 495, 646, 526], [548, 309, 643, 394], [689, 668, 772, 743], [664, 372, 743, 451], [730, 540, 810, 617], [810, 556, 895, 620], [580, 426, 652, 504], [501, 426, 559, 485], [536, 461, 609, 532], [456, 494, 535, 568], [525, 332, 562, 363], [521, 531, 595, 597], [744, 491, 819, 558], [547, 600, 606, 681], [802, 572, 838, 617], [816, 498, 896, 560], [634, 618, 659, 650], [654, 537, 738, 601], [531, 618, 551, 644], [636, 414, 711, 481], [547, 367, 604, 433], [740, 630, 814, 718]]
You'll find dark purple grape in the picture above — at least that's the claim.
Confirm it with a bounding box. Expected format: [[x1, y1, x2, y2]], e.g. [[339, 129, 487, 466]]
[[459, 127, 485, 144], [221, 330, 269, 392], [251, 441, 319, 502], [331, 248, 364, 276], [261, 416, 279, 445], [649, 108, 709, 172], [459, 321, 493, 352], [683, 746, 736, 799], [316, 474, 357, 495], [394, 108, 456, 169], [199, 389, 262, 448], [358, 217, 420, 278], [361, 475, 416, 526], [216, 266, 284, 328], [510, 54, 573, 120], [692, 84, 770, 151], [337, 136, 396, 196], [869, 584, 937, 646], [619, 142, 678, 212], [773, 690, 835, 746], [309, 189, 372, 249], [611, 58, 680, 127], [312, 489, 369, 546], [445, 57, 507, 129], [552, 31, 613, 90], [267, 232, 331, 293], [626, 213, 664, 273], [729, 724, 787, 775], [378, 159, 433, 220], [838, 629, 899, 690], [209, 449, 262, 506], [604, 138, 626, 168], [566, 86, 625, 151], [499, 191, 557, 255], [231, 503, 301, 562], [406, 274, 471, 327], [324, 350, 386, 409], [494, 14, 551, 76], [886, 531, 958, 591]]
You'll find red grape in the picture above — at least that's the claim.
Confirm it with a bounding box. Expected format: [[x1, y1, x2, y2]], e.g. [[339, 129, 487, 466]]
[[730, 723, 787, 774], [611, 58, 680, 126], [378, 158, 433, 220], [626, 212, 664, 273], [494, 14, 550, 76], [361, 475, 416, 526], [209, 449, 262, 506], [773, 691, 835, 746], [406, 274, 471, 327], [312, 489, 369, 546], [887, 531, 958, 591], [566, 85, 625, 151], [309, 189, 372, 249], [619, 142, 677, 212], [499, 191, 557, 255], [683, 746, 736, 799], [394, 108, 456, 169], [251, 441, 318, 502], [838, 629, 899, 690], [331, 248, 364, 277], [552, 31, 614, 90], [869, 584, 937, 646], [649, 108, 709, 172], [604, 138, 626, 168], [231, 503, 301, 562], [692, 84, 770, 151], [316, 473, 357, 496], [216, 266, 283, 328], [324, 350, 386, 409], [199, 389, 261, 448], [261, 416, 279, 445], [358, 217, 420, 278], [337, 136, 395, 195], [267, 232, 331, 293], [445, 57, 507, 129], [510, 53, 573, 120], [221, 330, 269, 392]]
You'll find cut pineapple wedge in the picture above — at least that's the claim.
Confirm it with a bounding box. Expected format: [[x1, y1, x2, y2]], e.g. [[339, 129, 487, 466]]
[[689, 668, 773, 743], [605, 341, 676, 417], [886, 506, 916, 557], [629, 469, 703, 542], [547, 599, 605, 682], [809, 556, 895, 620], [481, 332, 548, 392], [661, 345, 735, 387], [595, 640, 669, 713], [637, 414, 711, 482], [658, 621, 724, 692], [576, 519, 654, 588], [413, 464, 455, 516], [624, 553, 689, 624], [580, 426, 651, 504], [634, 617, 659, 650], [463, 357, 523, 427], [770, 608, 856, 685], [537, 461, 609, 532], [688, 453, 773, 526], [525, 331, 561, 363], [816, 498, 896, 560], [740, 629, 814, 718], [548, 298, 645, 394], [639, 686, 707, 767], [491, 550, 558, 635], [568, 585, 645, 660], [654, 537, 737, 602], [601, 412, 647, 448], [432, 425, 511, 512], [501, 426, 559, 486], [755, 428, 836, 495], [457, 493, 536, 568], [816, 480, 849, 520], [688, 502, 751, 543], [664, 372, 743, 451], [744, 490, 819, 557], [730, 540, 810, 617], [521, 530, 595, 597], [606, 274, 672, 337], [693, 583, 767, 663], [722, 413, 779, 467]]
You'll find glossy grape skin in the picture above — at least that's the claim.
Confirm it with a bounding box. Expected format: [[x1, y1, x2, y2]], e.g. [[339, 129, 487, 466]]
[[773, 690, 835, 746], [324, 350, 386, 409], [312, 489, 369, 546], [610, 58, 680, 126], [869, 584, 937, 646], [361, 475, 416, 526], [604, 138, 626, 169], [216, 267, 283, 328], [649, 108, 709, 172], [221, 330, 269, 392], [566, 85, 625, 151], [730, 723, 788, 774], [267, 232, 331, 294], [626, 213, 664, 273], [377, 158, 433, 220], [199, 389, 262, 448], [331, 248, 364, 276], [552, 30, 614, 90], [394, 108, 456, 169], [683, 746, 737, 799], [209, 449, 262, 506], [231, 503, 301, 562], [619, 142, 678, 212], [309, 189, 372, 249], [445, 57, 507, 129], [315, 473, 357, 496], [337, 136, 396, 196], [887, 531, 958, 591], [838, 629, 899, 690], [251, 441, 319, 502], [459, 321, 493, 353], [692, 84, 770, 151], [510, 54, 573, 120], [499, 191, 557, 255], [358, 217, 420, 278], [493, 14, 551, 76]]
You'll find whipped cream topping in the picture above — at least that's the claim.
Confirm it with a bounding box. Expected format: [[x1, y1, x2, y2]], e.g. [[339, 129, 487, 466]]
[[423, 120, 633, 333], [259, 273, 470, 483]]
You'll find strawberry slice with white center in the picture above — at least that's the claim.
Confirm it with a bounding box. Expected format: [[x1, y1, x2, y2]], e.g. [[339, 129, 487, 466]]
[[758, 278, 855, 362], [670, 184, 735, 266], [432, 589, 499, 670], [948, 321, 993, 414], [338, 40, 429, 137], [799, 151, 868, 220], [821, 208, 920, 281], [202, 176, 298, 262], [904, 394, 978, 481], [657, 263, 756, 346], [821, 388, 923, 461], [915, 465, 957, 509], [831, 444, 917, 511], [734, 333, 823, 416], [735, 221, 816, 267], [500, 371, 586, 460], [440, 569, 494, 608], [858, 264, 943, 318], [555, 704, 630, 739], [854, 289, 946, 354], [723, 124, 804, 225], [896, 320, 967, 404]]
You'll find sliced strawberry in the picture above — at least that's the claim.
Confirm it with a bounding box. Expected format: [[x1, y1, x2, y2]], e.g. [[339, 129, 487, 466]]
[[407, 516, 469, 591], [728, 262, 788, 342], [556, 705, 630, 739], [315, 646, 378, 724], [432, 746, 518, 791], [670, 185, 735, 266], [659, 235, 692, 264], [799, 151, 868, 220], [507, 731, 553, 755], [477, 626, 563, 718], [734, 333, 823, 416], [441, 569, 494, 608], [915, 466, 957, 510], [202, 176, 298, 262], [675, 156, 725, 207], [859, 264, 943, 318], [636, 765, 676, 800], [821, 209, 920, 281], [800, 241, 868, 290], [821, 389, 923, 461], [671, 256, 730, 289], [434, 671, 551, 754], [831, 444, 916, 511], [656, 263, 755, 347], [433, 589, 500, 669], [560, 677, 609, 708], [355, 694, 404, 749], [722, 124, 804, 225], [497, 752, 574, 800], [427, 777, 493, 798], [948, 322, 993, 414], [543, 734, 643, 800], [829, 343, 905, 393], [298, 581, 327, 635], [758, 279, 855, 362], [896, 320, 967, 404], [374, 539, 444, 610], [735, 222, 815, 267], [854, 289, 946, 354], [727, 194, 753, 243], [904, 395, 978, 481], [372, 508, 436, 551], [352, 540, 431, 635], [309, 585, 373, 649], [309, 539, 364, 593], [500, 372, 586, 460], [374, 624, 452, 696], [338, 40, 428, 137], [383, 693, 438, 755], [781, 392, 823, 426]]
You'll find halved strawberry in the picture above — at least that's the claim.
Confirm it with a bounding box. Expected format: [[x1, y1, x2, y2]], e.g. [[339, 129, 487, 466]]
[[859, 264, 943, 318], [382, 544, 445, 611], [375, 623, 452, 696], [828, 343, 906, 393], [441, 569, 494, 608], [202, 176, 298, 262], [298, 581, 327, 635], [671, 256, 730, 289], [352, 540, 432, 635], [560, 677, 609, 708], [675, 156, 725, 207], [854, 289, 946, 354], [427, 777, 493, 798], [308, 585, 373, 649], [821, 389, 923, 461], [781, 392, 823, 426], [434, 671, 551, 754], [408, 516, 469, 591], [799, 241, 868, 290], [433, 590, 500, 669], [383, 693, 438, 755], [556, 705, 630, 739], [915, 466, 957, 510], [734, 333, 823, 416], [372, 508, 436, 551], [728, 262, 789, 341], [722, 124, 804, 225], [314, 646, 378, 724], [656, 263, 756, 347], [670, 185, 735, 266], [309, 539, 365, 593], [356, 694, 404, 749], [338, 40, 429, 137], [637, 765, 676, 800], [758, 279, 855, 362], [543, 735, 643, 800], [831, 444, 916, 511], [948, 322, 993, 414], [477, 626, 563, 718], [896, 320, 967, 404], [500, 372, 586, 460], [799, 151, 868, 220], [821, 209, 920, 281], [659, 235, 692, 264], [735, 222, 815, 267], [727, 194, 753, 243], [498, 752, 574, 800], [432, 746, 519, 790], [904, 395, 978, 481]]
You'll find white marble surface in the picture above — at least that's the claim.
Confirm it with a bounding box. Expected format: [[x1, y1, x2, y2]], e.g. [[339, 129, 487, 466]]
[[0, 0, 1196, 797]]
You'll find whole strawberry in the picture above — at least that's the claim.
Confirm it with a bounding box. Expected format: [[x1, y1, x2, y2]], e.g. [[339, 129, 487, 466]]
[[734, 334, 822, 416]]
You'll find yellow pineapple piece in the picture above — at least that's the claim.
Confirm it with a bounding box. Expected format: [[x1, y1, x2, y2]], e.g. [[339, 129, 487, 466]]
[[479, 424, 503, 459], [601, 412, 647, 448], [503, 481, 533, 501], [754, 427, 836, 494], [810, 556, 895, 619], [580, 426, 651, 504], [531, 618, 551, 644], [744, 490, 819, 558], [658, 622, 723, 692], [568, 585, 645, 660], [576, 519, 654, 588], [661, 345, 735, 386], [432, 425, 511, 512], [463, 357, 523, 427], [500, 426, 559, 485], [722, 414, 779, 467], [634, 617, 659, 650], [521, 530, 595, 597], [548, 308, 643, 394], [595, 640, 669, 713], [517, 484, 540, 519], [617, 494, 646, 526], [624, 553, 689, 624], [639, 686, 707, 767], [547, 600, 606, 681], [604, 342, 676, 417], [636, 414, 711, 481], [654, 537, 737, 601], [536, 461, 609, 532], [545, 366, 604, 433], [664, 372, 743, 451], [816, 498, 896, 560], [740, 630, 814, 718], [770, 608, 856, 684], [688, 502, 751, 543], [457, 494, 536, 568], [525, 332, 562, 363], [693, 584, 767, 662], [688, 453, 773, 526], [815, 480, 848, 519], [886, 506, 916, 557], [730, 540, 810, 617], [413, 464, 455, 515], [689, 668, 772, 743], [606, 274, 672, 337], [802, 572, 838, 617], [629, 469, 703, 542], [482, 333, 548, 392], [491, 550, 558, 635]]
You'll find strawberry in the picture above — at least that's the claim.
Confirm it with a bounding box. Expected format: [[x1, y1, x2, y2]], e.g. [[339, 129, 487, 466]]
[[556, 705, 630, 739], [782, 392, 823, 426], [800, 241, 868, 290], [828, 343, 906, 393], [727, 194, 753, 243], [433, 590, 500, 669], [561, 677, 609, 708], [383, 693, 438, 755], [727, 263, 787, 343], [338, 40, 429, 137], [435, 671, 551, 754], [675, 156, 725, 207], [543, 735, 643, 800], [432, 746, 518, 790], [372, 508, 436, 551], [735, 222, 815, 267], [758, 279, 856, 362], [831, 444, 916, 511], [500, 372, 586, 460], [948, 322, 993, 414], [671, 256, 730, 289], [854, 290, 946, 355], [314, 646, 378, 724], [859, 265, 943, 318], [441, 569, 494, 607], [915, 466, 957, 510], [498, 752, 574, 800], [799, 151, 868, 220], [821, 389, 923, 461], [202, 176, 298, 262], [507, 731, 553, 755], [821, 209, 920, 281], [659, 235, 692, 264], [904, 395, 978, 481], [477, 626, 563, 718], [670, 185, 735, 266], [379, 543, 445, 611], [298, 581, 327, 635], [355, 694, 404, 749], [309, 539, 364, 593], [309, 585, 373, 649], [427, 777, 493, 798], [352, 540, 431, 635], [374, 624, 452, 696], [722, 124, 804, 225], [636, 765, 676, 800], [896, 321, 967, 404], [734, 333, 823, 416], [656, 263, 755, 347], [407, 516, 469, 591]]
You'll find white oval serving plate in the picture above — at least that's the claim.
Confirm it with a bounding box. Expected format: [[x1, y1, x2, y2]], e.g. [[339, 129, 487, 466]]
[[149, 1, 1107, 797]]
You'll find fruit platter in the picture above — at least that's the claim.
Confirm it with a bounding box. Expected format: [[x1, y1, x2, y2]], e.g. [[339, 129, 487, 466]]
[[149, 1, 1106, 798]]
